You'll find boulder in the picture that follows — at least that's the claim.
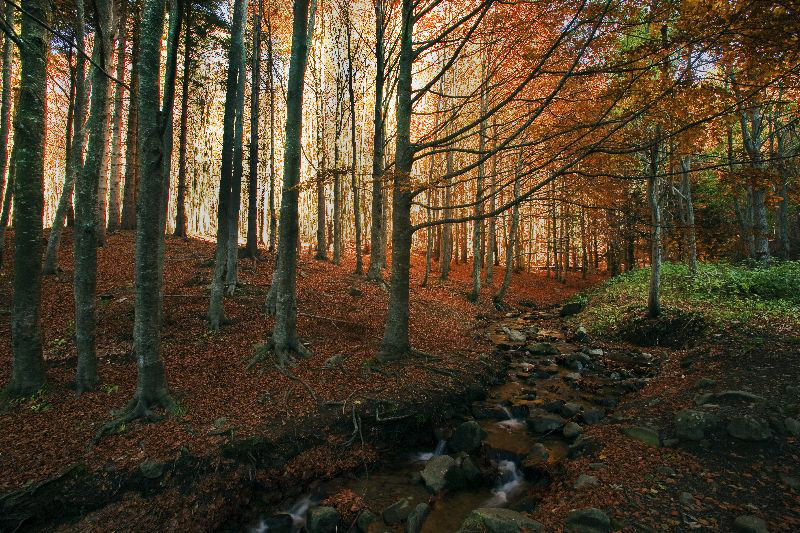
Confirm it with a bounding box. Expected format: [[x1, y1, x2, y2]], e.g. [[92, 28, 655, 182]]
[[587, 348, 604, 357], [728, 416, 772, 441], [529, 342, 560, 356], [784, 417, 800, 438], [421, 453, 480, 493], [383, 498, 413, 525], [561, 402, 583, 418], [674, 409, 721, 441], [621, 426, 660, 447], [139, 461, 164, 479], [260, 513, 293, 533], [473, 402, 510, 420], [564, 508, 611, 533], [573, 325, 589, 341], [733, 515, 769, 533], [307, 506, 340, 533], [560, 301, 585, 317], [356, 510, 380, 532], [527, 414, 565, 434], [563, 422, 583, 439], [582, 409, 604, 425], [574, 474, 599, 490], [502, 327, 527, 343], [405, 503, 430, 533], [458, 507, 544, 532], [448, 421, 486, 454]]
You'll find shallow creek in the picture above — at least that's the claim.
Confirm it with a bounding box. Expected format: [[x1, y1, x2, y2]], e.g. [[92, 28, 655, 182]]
[[249, 307, 658, 532]]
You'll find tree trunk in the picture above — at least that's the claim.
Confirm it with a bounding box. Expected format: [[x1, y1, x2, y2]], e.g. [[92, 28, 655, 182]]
[[366, 0, 386, 281], [269, 0, 315, 365], [346, 9, 362, 275], [440, 148, 453, 280], [209, 0, 248, 329], [486, 121, 497, 285], [266, 10, 277, 252], [0, 144, 14, 268], [226, 22, 247, 292], [74, 0, 115, 392], [680, 156, 697, 274], [495, 156, 521, 307], [107, 0, 128, 233], [174, 0, 192, 238], [95, 58, 114, 247], [647, 138, 662, 318], [469, 83, 487, 302], [0, 0, 14, 257], [120, 11, 141, 230], [245, 4, 261, 257], [6, 0, 49, 397]]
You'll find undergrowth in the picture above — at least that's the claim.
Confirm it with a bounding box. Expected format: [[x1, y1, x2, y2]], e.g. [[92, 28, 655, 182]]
[[569, 261, 800, 338]]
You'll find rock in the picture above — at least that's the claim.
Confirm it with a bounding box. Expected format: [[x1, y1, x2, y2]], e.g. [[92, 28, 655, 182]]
[[448, 421, 486, 454], [582, 409, 604, 424], [473, 402, 509, 420], [564, 372, 582, 383], [568, 436, 588, 458], [675, 409, 721, 441], [139, 460, 164, 479], [621, 426, 660, 447], [454, 453, 481, 486], [728, 416, 772, 441], [561, 402, 583, 418], [589, 462, 607, 470], [587, 348, 604, 357], [560, 301, 585, 317], [784, 417, 800, 437], [458, 507, 544, 532], [307, 506, 340, 533], [697, 390, 765, 405], [565, 508, 611, 533], [695, 377, 717, 389], [542, 399, 565, 413], [563, 422, 583, 439], [779, 473, 800, 489], [348, 286, 364, 297], [573, 325, 589, 341], [527, 414, 565, 434], [679, 492, 696, 507], [421, 455, 457, 492], [356, 510, 380, 532], [574, 474, 599, 490], [655, 466, 676, 477], [529, 342, 559, 356], [383, 498, 413, 525], [261, 513, 294, 533], [733, 515, 769, 533], [502, 327, 527, 343], [466, 383, 488, 402], [323, 353, 347, 369], [526, 443, 550, 463], [405, 503, 430, 533]]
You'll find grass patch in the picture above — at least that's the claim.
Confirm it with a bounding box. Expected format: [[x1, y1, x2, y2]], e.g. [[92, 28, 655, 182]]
[[570, 261, 800, 340]]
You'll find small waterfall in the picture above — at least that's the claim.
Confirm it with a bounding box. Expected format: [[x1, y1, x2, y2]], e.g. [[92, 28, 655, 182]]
[[287, 496, 315, 529], [485, 460, 524, 506], [497, 406, 524, 430], [414, 439, 446, 461]]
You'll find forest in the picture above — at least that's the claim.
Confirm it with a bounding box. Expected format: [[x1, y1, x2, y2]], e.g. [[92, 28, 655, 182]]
[[0, 0, 798, 531]]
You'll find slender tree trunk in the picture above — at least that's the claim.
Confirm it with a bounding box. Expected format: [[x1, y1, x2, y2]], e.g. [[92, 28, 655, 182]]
[[245, 4, 261, 257], [495, 156, 521, 307], [0, 0, 14, 259], [269, 0, 315, 365], [108, 0, 128, 233], [486, 121, 497, 285], [346, 10, 362, 274], [647, 137, 662, 318], [226, 23, 247, 292], [469, 83, 487, 302], [440, 148, 453, 280], [333, 139, 342, 264], [680, 156, 697, 274], [95, 57, 114, 247], [6, 0, 49, 397], [174, 0, 192, 238], [0, 145, 14, 268], [266, 9, 277, 252], [120, 11, 141, 230], [314, 43, 327, 260], [366, 0, 386, 281], [209, 0, 248, 328], [44, 47, 84, 275]]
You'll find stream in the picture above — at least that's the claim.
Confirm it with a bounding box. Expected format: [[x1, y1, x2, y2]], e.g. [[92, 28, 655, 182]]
[[248, 305, 659, 532]]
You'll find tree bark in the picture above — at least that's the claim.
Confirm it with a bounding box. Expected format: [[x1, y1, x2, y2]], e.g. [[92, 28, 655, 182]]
[[680, 156, 697, 274], [245, 4, 261, 257], [647, 137, 662, 318], [6, 0, 50, 397], [346, 8, 362, 275], [226, 18, 247, 292], [0, 0, 14, 257], [366, 0, 386, 281], [469, 82, 487, 302], [495, 156, 521, 307], [120, 10, 141, 230], [266, 9, 277, 252], [174, 0, 192, 238], [209, 0, 248, 328], [107, 0, 128, 233]]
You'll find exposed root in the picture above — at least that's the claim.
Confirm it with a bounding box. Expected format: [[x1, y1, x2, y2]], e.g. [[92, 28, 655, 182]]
[[493, 296, 509, 311], [92, 392, 176, 445], [247, 338, 311, 370], [376, 346, 441, 363], [264, 285, 277, 316]]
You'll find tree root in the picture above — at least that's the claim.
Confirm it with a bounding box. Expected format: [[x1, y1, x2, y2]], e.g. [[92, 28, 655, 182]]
[[92, 392, 176, 445], [376, 346, 441, 363]]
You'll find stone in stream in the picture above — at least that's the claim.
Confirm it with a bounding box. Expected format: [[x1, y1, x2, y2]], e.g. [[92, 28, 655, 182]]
[[529, 342, 560, 356], [466, 383, 488, 401], [573, 325, 589, 341], [728, 415, 772, 441], [560, 301, 585, 317], [574, 473, 599, 490], [139, 460, 164, 479], [695, 390, 765, 406], [527, 413, 566, 434], [421, 454, 480, 493], [563, 422, 583, 439], [307, 506, 340, 533], [502, 326, 527, 343], [582, 409, 605, 425], [383, 498, 413, 525], [621, 426, 660, 447], [356, 509, 380, 532], [458, 507, 544, 532], [473, 401, 511, 420], [733, 515, 770, 533], [674, 409, 721, 441], [586, 348, 604, 357], [260, 513, 293, 533], [561, 402, 583, 418], [542, 399, 565, 413], [695, 377, 718, 389], [564, 508, 611, 533], [784, 417, 800, 438], [405, 503, 430, 533], [448, 421, 486, 454]]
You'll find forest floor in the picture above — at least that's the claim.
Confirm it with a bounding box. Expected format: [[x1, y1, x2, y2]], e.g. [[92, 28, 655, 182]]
[[1, 231, 798, 532], [0, 230, 593, 531]]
